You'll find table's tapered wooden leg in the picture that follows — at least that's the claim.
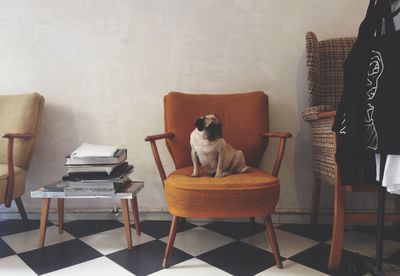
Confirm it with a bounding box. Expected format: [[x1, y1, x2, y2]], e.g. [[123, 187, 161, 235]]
[[57, 199, 64, 234], [131, 196, 141, 235], [39, 198, 51, 248], [121, 199, 132, 250]]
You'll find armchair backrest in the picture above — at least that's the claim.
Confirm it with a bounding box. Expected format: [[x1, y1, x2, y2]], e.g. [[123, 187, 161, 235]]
[[0, 93, 45, 170], [306, 32, 355, 109], [164, 91, 269, 169]]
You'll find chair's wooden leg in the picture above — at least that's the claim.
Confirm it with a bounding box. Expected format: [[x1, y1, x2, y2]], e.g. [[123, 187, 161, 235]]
[[57, 199, 64, 234], [130, 196, 141, 235], [328, 183, 345, 270], [310, 176, 321, 227], [163, 216, 179, 269], [14, 197, 28, 221], [121, 199, 132, 250], [264, 216, 283, 269], [38, 198, 50, 248], [393, 195, 400, 230], [177, 217, 186, 232]]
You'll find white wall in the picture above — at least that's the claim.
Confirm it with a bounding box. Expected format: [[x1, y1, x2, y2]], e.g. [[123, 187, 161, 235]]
[[1, 0, 388, 216]]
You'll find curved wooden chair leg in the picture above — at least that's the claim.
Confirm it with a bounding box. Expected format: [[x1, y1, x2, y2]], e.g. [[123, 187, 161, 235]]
[[177, 217, 186, 232], [328, 184, 345, 270], [163, 216, 179, 268], [264, 216, 283, 269], [15, 197, 28, 221]]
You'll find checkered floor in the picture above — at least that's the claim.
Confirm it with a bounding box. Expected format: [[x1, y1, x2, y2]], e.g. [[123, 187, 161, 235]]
[[1, 219, 400, 275]]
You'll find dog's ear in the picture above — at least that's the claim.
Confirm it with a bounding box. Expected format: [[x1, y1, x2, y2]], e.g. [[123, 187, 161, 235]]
[[206, 122, 222, 141], [195, 117, 205, 131]]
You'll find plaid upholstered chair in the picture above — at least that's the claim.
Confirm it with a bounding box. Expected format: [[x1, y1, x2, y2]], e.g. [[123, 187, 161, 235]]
[[303, 32, 400, 269], [0, 93, 45, 220], [146, 91, 291, 269]]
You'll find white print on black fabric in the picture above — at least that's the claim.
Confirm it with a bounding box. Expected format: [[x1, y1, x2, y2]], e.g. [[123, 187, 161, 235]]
[[340, 113, 347, 134], [365, 50, 384, 150]]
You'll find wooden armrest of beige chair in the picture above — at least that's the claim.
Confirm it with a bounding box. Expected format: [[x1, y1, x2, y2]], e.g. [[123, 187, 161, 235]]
[[317, 111, 336, 119], [2, 133, 34, 207]]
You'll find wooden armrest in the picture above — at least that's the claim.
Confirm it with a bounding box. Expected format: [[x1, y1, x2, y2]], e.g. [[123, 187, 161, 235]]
[[260, 132, 292, 138], [260, 131, 292, 177], [145, 132, 175, 185], [317, 111, 336, 119], [2, 132, 33, 208], [2, 133, 33, 139], [145, 132, 174, 142]]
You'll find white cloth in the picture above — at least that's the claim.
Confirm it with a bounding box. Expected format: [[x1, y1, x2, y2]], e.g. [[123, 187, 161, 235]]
[[376, 154, 400, 194]]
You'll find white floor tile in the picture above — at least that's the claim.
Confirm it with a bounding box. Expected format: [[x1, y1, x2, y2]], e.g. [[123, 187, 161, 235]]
[[255, 260, 328, 275], [2, 226, 75, 253], [80, 227, 154, 255], [41, 256, 134, 275], [241, 228, 318, 258], [0, 255, 37, 276], [148, 258, 232, 276], [326, 231, 400, 259], [160, 227, 234, 256]]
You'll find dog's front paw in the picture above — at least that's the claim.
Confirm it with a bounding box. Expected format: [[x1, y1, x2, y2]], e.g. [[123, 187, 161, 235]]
[[191, 172, 199, 177], [214, 172, 223, 178]]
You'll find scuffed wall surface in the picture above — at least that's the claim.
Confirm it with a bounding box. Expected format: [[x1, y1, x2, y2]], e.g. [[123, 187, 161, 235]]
[[0, 0, 378, 214]]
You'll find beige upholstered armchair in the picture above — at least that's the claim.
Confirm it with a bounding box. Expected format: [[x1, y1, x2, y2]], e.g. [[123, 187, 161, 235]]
[[303, 31, 356, 225], [303, 32, 400, 270], [0, 93, 44, 220]]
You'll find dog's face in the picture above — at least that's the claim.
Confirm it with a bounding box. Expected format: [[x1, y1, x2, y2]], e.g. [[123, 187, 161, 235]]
[[195, 114, 222, 141]]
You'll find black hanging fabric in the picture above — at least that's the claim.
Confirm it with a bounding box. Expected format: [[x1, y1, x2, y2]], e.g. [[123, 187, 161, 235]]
[[368, 1, 400, 155], [333, 0, 400, 184], [333, 0, 379, 185]]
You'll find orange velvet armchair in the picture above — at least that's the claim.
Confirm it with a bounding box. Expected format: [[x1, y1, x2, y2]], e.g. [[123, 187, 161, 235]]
[[145, 91, 291, 268]]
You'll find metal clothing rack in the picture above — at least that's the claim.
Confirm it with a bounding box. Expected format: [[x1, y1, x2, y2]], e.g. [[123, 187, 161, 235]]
[[376, 154, 387, 272]]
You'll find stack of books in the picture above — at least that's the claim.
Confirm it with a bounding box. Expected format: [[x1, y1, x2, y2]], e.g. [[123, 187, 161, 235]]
[[61, 143, 134, 196]]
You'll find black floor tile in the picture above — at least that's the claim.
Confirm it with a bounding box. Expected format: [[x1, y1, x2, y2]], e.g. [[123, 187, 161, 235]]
[[62, 219, 124, 238], [289, 243, 372, 275], [385, 249, 400, 266], [107, 239, 192, 276], [197, 241, 279, 276], [139, 220, 196, 239], [202, 221, 265, 240], [277, 223, 333, 242], [18, 239, 102, 275], [0, 219, 52, 237], [0, 238, 15, 258]]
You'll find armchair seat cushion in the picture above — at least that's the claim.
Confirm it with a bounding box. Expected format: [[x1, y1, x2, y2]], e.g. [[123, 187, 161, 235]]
[[164, 166, 280, 218], [0, 165, 27, 203]]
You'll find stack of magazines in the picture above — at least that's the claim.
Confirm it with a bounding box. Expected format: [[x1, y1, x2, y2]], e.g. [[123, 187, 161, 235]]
[[61, 143, 134, 196]]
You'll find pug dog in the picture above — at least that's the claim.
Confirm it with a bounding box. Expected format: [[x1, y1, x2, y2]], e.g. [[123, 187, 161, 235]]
[[190, 114, 250, 178]]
